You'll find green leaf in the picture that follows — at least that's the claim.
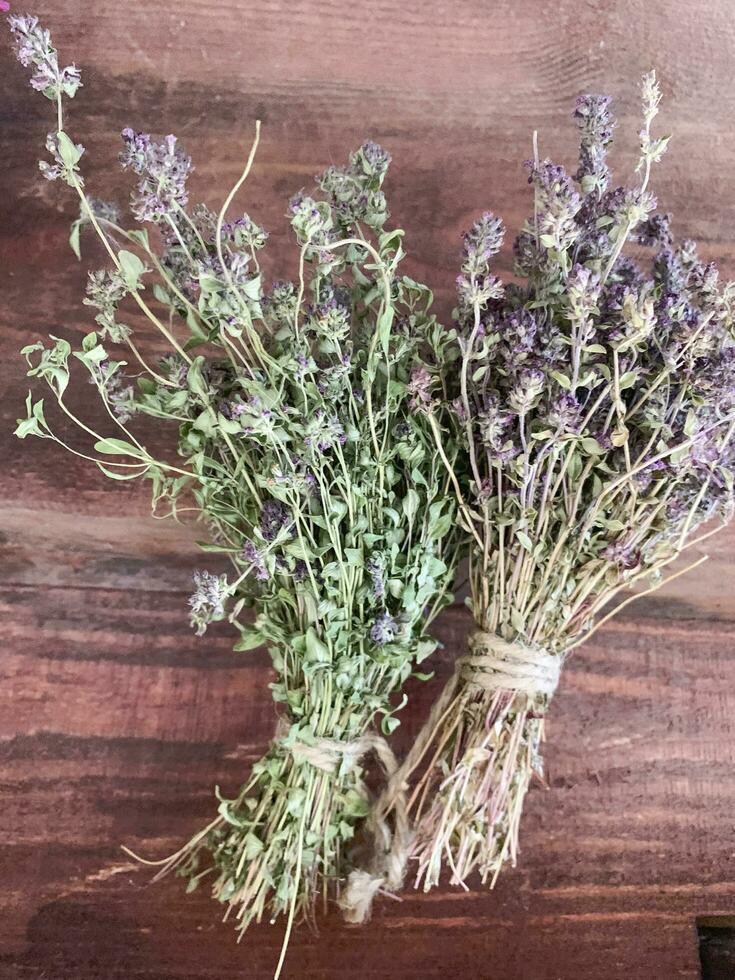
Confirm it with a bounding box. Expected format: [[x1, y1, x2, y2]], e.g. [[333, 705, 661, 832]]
[[187, 356, 209, 400], [127, 229, 150, 250], [684, 410, 698, 437], [57, 131, 83, 169], [69, 219, 82, 260], [242, 833, 264, 860], [233, 628, 264, 652], [94, 437, 142, 456], [415, 638, 437, 664], [304, 627, 330, 664], [510, 607, 525, 633], [402, 488, 420, 524], [581, 437, 604, 455], [242, 274, 262, 300], [381, 714, 401, 735], [516, 530, 534, 552], [377, 307, 394, 353], [153, 283, 172, 306], [96, 462, 146, 481], [75, 343, 107, 367], [550, 370, 571, 391], [15, 416, 41, 439], [430, 513, 452, 540], [117, 249, 145, 290]]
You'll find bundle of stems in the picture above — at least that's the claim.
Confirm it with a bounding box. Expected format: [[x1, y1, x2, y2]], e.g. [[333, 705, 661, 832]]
[[7, 13, 461, 963], [360, 72, 735, 900]]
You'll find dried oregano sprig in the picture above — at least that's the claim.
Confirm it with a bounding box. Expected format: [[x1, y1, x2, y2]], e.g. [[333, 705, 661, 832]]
[[363, 73, 735, 900], [8, 13, 461, 962]]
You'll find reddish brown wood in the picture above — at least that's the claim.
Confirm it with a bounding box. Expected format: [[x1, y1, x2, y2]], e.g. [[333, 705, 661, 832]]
[[2, 2, 735, 978]]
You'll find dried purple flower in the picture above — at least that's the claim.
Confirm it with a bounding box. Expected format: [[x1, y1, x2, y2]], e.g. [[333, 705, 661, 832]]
[[545, 393, 582, 432], [83, 269, 130, 342], [457, 212, 505, 310], [632, 212, 673, 248], [242, 541, 270, 582], [407, 366, 435, 412], [508, 368, 545, 416], [188, 570, 228, 636], [260, 500, 292, 543], [120, 129, 192, 223], [366, 553, 387, 600], [370, 611, 398, 646], [8, 14, 81, 100], [573, 94, 615, 193], [602, 537, 641, 570], [303, 410, 346, 454]]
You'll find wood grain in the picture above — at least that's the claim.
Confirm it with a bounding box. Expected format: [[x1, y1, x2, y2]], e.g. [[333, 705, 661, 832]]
[[2, 1, 735, 978]]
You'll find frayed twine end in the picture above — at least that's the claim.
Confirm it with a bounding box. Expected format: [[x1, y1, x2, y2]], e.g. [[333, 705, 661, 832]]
[[338, 869, 385, 924]]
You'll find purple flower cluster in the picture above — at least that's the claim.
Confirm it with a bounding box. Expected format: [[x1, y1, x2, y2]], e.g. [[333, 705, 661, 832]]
[[288, 192, 340, 268], [38, 131, 85, 184], [242, 541, 270, 582], [602, 537, 641, 570], [8, 14, 81, 100], [120, 129, 192, 223], [545, 393, 582, 432], [88, 360, 135, 424], [303, 410, 346, 454], [308, 297, 352, 342], [573, 94, 615, 193], [498, 309, 538, 362], [317, 141, 391, 232], [366, 553, 387, 600], [188, 570, 228, 636], [527, 159, 582, 254], [407, 367, 435, 413], [477, 396, 516, 462], [260, 500, 292, 543], [370, 612, 398, 647], [158, 354, 189, 387], [222, 213, 268, 252], [262, 281, 298, 327], [84, 269, 130, 342], [456, 212, 505, 312], [452, 77, 735, 569]]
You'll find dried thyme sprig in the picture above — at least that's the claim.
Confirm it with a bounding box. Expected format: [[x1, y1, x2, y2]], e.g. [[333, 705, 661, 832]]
[[8, 14, 462, 968], [365, 72, 735, 900]]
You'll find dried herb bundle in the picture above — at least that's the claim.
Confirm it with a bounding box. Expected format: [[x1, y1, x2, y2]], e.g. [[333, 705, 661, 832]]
[[7, 13, 460, 963], [361, 73, 735, 899]]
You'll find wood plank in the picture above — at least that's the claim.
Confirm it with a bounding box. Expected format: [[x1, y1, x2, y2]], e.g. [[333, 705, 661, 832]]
[[2, 0, 735, 977], [1, 593, 734, 977]]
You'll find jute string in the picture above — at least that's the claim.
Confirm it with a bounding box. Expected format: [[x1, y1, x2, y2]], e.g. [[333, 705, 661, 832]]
[[275, 723, 411, 924], [287, 731, 385, 775], [338, 630, 561, 923]]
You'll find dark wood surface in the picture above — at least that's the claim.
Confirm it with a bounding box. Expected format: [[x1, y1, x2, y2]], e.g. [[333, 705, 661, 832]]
[[2, 2, 735, 977]]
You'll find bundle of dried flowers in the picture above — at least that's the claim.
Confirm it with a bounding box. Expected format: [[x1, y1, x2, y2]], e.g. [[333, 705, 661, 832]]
[[7, 13, 460, 968], [354, 72, 735, 906], [10, 6, 735, 959]]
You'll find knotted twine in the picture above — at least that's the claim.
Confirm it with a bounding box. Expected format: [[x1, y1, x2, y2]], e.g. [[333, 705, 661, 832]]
[[276, 723, 411, 923], [338, 629, 562, 923]]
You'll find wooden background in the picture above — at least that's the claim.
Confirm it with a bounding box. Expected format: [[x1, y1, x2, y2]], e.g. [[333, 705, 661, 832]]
[[2, 1, 735, 977]]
